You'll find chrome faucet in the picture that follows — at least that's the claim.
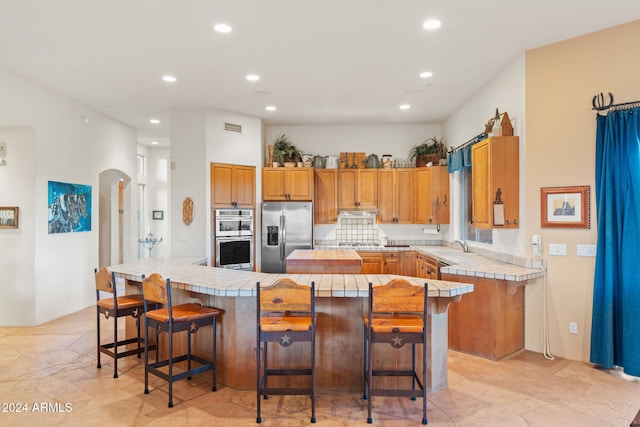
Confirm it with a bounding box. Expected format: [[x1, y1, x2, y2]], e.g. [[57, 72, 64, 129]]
[[453, 240, 468, 253]]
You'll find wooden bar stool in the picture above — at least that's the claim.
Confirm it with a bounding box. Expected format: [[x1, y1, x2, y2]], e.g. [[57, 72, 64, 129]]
[[142, 273, 221, 408], [363, 278, 428, 425], [95, 267, 150, 378], [256, 279, 316, 424]]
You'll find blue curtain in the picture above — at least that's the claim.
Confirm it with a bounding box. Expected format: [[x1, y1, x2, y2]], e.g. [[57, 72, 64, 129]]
[[448, 134, 487, 173], [590, 107, 640, 376]]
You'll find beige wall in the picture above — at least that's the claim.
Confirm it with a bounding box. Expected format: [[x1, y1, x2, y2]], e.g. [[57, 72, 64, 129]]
[[525, 20, 640, 361]]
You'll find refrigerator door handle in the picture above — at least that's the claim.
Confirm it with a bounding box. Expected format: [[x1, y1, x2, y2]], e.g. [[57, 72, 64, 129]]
[[280, 214, 286, 261]]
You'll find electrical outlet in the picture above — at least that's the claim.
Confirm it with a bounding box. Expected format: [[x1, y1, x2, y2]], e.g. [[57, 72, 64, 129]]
[[569, 322, 578, 335]]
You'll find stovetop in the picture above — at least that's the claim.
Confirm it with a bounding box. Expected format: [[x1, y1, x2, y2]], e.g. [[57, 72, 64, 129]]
[[337, 242, 381, 248]]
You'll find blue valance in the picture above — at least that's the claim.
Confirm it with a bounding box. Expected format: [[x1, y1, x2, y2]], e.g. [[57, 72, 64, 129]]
[[447, 134, 487, 173]]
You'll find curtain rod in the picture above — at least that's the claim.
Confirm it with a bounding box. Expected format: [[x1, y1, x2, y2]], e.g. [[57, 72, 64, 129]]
[[592, 92, 640, 112], [446, 134, 486, 154]]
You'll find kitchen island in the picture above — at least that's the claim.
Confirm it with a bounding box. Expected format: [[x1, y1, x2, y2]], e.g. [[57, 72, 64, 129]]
[[286, 249, 362, 274], [109, 256, 473, 393]]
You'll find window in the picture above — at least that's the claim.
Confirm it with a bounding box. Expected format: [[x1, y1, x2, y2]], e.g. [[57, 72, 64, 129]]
[[461, 167, 492, 244], [137, 183, 146, 258]]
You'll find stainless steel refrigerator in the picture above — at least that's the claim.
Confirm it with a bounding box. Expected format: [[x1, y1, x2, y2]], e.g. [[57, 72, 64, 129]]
[[261, 201, 313, 273]]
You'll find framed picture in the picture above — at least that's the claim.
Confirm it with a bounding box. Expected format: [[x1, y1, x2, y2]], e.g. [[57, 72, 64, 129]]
[[48, 181, 92, 234], [540, 186, 590, 229], [152, 210, 164, 220], [0, 206, 19, 229]]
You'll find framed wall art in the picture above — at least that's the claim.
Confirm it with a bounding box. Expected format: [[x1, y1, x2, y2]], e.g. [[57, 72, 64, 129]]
[[152, 210, 164, 220], [540, 185, 590, 229], [0, 206, 19, 229], [48, 181, 92, 233]]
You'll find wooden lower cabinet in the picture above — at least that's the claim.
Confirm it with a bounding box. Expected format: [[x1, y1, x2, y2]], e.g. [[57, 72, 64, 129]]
[[383, 252, 399, 274], [358, 251, 383, 274], [399, 251, 416, 277], [416, 252, 440, 280], [443, 273, 524, 360]]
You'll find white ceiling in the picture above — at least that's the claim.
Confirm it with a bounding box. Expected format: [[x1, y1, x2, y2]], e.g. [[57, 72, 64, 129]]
[[0, 1, 638, 147]]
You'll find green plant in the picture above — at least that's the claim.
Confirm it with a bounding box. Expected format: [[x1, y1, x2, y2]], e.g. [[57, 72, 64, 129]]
[[272, 134, 302, 163], [408, 137, 444, 160]]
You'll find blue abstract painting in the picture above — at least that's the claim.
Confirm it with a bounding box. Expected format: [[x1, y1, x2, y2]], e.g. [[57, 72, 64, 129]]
[[48, 181, 92, 234]]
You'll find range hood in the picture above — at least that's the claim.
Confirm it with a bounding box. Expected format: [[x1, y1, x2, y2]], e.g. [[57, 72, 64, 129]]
[[338, 209, 378, 216]]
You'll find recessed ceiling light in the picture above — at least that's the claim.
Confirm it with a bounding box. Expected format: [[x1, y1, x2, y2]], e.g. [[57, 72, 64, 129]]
[[246, 74, 260, 82], [419, 71, 433, 79], [151, 141, 159, 145], [265, 105, 277, 112], [162, 75, 177, 83], [423, 19, 442, 30], [213, 23, 232, 33], [150, 119, 160, 124], [399, 104, 411, 110]]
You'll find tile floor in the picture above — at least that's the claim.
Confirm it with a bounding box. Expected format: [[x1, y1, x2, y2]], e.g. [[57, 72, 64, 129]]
[[1, 307, 639, 426]]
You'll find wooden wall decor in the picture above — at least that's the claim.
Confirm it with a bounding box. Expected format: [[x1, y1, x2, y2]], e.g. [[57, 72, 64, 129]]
[[501, 111, 514, 136], [182, 197, 194, 225]]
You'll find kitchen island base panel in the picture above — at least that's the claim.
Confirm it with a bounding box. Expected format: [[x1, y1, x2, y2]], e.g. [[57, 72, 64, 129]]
[[444, 273, 524, 361], [129, 287, 449, 393]]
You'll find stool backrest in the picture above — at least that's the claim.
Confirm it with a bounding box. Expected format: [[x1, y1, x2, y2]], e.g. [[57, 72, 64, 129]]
[[371, 278, 425, 314], [258, 278, 312, 313], [142, 273, 170, 305], [95, 267, 115, 294]]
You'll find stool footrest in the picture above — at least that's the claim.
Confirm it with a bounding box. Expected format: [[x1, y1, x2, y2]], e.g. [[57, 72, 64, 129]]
[[264, 368, 312, 376], [369, 389, 425, 398], [99, 337, 155, 359], [370, 369, 418, 377], [147, 354, 214, 382], [260, 387, 313, 396]]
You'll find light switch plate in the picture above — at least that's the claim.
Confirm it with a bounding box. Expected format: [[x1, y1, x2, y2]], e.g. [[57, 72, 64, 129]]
[[548, 243, 567, 256], [577, 244, 597, 257]]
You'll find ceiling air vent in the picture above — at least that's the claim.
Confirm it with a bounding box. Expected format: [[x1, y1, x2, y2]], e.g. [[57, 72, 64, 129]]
[[224, 122, 243, 134]]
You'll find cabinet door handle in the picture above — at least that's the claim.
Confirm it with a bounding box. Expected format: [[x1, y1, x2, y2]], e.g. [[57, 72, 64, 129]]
[[443, 195, 448, 207]]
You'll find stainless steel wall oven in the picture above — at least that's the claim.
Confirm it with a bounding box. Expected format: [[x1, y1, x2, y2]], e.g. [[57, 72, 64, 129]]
[[213, 209, 254, 271]]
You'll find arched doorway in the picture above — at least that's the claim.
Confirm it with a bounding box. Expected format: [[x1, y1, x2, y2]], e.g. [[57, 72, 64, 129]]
[[98, 169, 131, 267]]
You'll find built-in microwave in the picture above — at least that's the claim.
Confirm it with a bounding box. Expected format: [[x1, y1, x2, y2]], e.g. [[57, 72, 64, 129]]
[[214, 209, 253, 237]]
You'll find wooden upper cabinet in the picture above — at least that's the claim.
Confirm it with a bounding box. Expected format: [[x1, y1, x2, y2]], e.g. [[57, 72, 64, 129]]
[[210, 163, 255, 208], [414, 166, 450, 224], [262, 167, 314, 201], [338, 169, 377, 210], [314, 169, 338, 224], [377, 168, 414, 224], [471, 136, 519, 228]]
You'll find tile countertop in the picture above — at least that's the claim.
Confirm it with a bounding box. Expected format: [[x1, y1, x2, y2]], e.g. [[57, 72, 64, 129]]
[[315, 244, 546, 282], [108, 256, 473, 299], [413, 247, 546, 282]]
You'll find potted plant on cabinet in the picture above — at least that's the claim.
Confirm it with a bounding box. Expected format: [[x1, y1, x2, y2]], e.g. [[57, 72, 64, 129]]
[[408, 137, 445, 167], [272, 134, 303, 167]]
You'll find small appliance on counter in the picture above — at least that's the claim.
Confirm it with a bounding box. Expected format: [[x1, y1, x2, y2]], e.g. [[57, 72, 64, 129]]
[[325, 155, 338, 169], [261, 202, 313, 273]]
